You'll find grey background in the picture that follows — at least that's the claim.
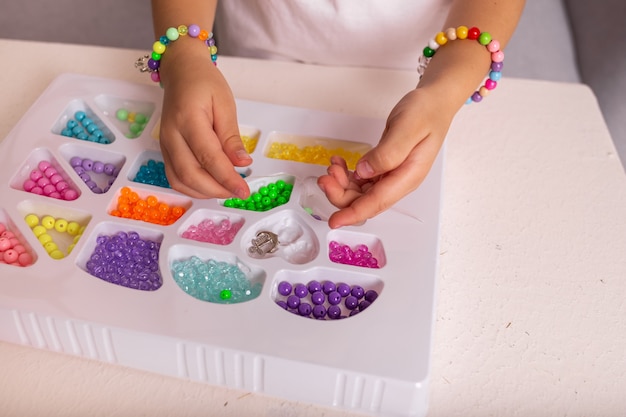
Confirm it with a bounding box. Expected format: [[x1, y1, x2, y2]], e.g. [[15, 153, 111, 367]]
[[1, 0, 624, 166]]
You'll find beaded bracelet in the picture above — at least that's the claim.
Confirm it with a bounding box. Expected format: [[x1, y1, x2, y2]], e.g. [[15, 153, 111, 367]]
[[417, 26, 504, 104], [135, 24, 218, 83]]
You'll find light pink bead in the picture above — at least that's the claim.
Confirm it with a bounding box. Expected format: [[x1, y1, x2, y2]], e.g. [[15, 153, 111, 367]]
[[3, 249, 19, 264], [487, 40, 500, 53], [491, 50, 504, 63], [0, 237, 11, 251], [38, 161, 51, 171], [151, 72, 160, 82], [485, 79, 498, 90], [18, 252, 34, 266]]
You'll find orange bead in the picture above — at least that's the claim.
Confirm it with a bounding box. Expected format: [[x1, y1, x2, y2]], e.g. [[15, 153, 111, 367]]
[[128, 191, 139, 203], [171, 206, 185, 218], [158, 202, 170, 214], [120, 187, 131, 196], [198, 30, 209, 41], [146, 195, 158, 207]]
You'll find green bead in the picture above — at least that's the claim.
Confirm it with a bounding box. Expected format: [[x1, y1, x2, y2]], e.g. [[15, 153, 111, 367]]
[[268, 190, 278, 199], [134, 113, 148, 124], [151, 51, 162, 61], [275, 180, 286, 190], [478, 32, 492, 46], [251, 192, 262, 202], [276, 196, 287, 205], [219, 289, 232, 300], [129, 123, 143, 134], [223, 199, 235, 208], [166, 27, 180, 41], [258, 186, 269, 196], [423, 46, 435, 58], [245, 202, 256, 210], [116, 108, 129, 121], [261, 196, 272, 207]]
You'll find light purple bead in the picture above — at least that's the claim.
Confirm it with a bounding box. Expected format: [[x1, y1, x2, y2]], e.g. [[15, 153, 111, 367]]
[[491, 61, 504, 72], [92, 161, 105, 174], [70, 157, 83, 167], [103, 163, 116, 176], [188, 24, 200, 37], [82, 159, 94, 171]]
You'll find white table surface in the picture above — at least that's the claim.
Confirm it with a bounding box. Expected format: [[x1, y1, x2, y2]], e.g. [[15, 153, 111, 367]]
[[1, 39, 625, 417]]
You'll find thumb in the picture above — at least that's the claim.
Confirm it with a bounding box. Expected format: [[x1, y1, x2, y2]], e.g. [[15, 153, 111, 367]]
[[354, 122, 416, 180]]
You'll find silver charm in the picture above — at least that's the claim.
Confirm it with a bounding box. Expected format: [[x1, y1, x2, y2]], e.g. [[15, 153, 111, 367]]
[[134, 55, 151, 73], [248, 231, 280, 256], [417, 55, 431, 79]]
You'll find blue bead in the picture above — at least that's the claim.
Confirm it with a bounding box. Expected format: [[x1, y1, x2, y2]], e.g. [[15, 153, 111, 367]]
[[81, 118, 93, 127], [61, 128, 73, 137], [71, 125, 84, 135], [74, 111, 86, 121], [66, 119, 78, 129], [76, 132, 89, 140], [159, 36, 170, 45], [489, 70, 502, 81]]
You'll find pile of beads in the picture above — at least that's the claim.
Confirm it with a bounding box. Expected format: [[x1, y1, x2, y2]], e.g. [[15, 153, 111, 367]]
[[22, 160, 79, 201], [222, 179, 293, 211], [110, 187, 186, 225], [115, 108, 150, 138], [60, 111, 112, 144], [69, 156, 119, 194], [181, 218, 244, 245], [266, 142, 363, 170], [241, 135, 258, 154], [84, 231, 162, 291], [328, 240, 380, 268], [275, 280, 379, 320], [132, 159, 170, 188], [171, 255, 262, 304], [24, 213, 85, 260], [0, 222, 34, 267]]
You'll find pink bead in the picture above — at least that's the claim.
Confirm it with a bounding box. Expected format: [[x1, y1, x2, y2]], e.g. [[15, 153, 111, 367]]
[[23, 179, 37, 192], [150, 72, 160, 82], [48, 192, 62, 199], [487, 40, 500, 53], [55, 181, 69, 192], [38, 161, 51, 171], [491, 50, 504, 63], [44, 167, 58, 178], [9, 237, 19, 247], [0, 237, 11, 251], [30, 186, 44, 195], [13, 244, 26, 254], [37, 177, 51, 187], [3, 249, 19, 264], [49, 174, 64, 185], [62, 189, 79, 201], [485, 79, 498, 90], [43, 184, 57, 195], [30, 169, 43, 181], [1, 231, 15, 239], [18, 252, 33, 266], [0, 223, 5, 234]]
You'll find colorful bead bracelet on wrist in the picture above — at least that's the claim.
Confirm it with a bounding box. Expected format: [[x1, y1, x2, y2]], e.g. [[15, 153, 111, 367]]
[[135, 24, 218, 83], [418, 26, 504, 104]]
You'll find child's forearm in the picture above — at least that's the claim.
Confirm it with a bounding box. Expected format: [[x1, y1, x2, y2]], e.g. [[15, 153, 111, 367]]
[[151, 0, 218, 35], [418, 0, 526, 111]]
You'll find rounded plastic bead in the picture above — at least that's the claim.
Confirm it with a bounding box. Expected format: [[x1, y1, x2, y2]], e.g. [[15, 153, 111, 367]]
[[165, 27, 180, 41], [152, 41, 166, 55], [478, 32, 492, 46], [41, 215, 56, 229], [188, 24, 200, 37], [434, 32, 448, 45], [24, 214, 39, 228], [456, 25, 469, 39], [467, 26, 481, 40]]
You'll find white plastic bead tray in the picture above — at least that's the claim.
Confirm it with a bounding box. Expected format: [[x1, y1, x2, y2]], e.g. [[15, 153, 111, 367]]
[[0, 73, 443, 417]]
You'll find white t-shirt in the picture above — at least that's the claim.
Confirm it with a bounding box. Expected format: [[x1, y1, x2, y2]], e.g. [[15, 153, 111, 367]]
[[214, 0, 452, 70]]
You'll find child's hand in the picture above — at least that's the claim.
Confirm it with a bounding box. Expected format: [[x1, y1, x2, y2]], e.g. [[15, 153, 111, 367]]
[[158, 42, 252, 200], [317, 87, 452, 229]]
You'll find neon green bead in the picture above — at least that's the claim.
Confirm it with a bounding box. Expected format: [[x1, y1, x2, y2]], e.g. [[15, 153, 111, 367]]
[[151, 51, 162, 61], [478, 32, 492, 46], [220, 289, 232, 300], [165, 27, 180, 41]]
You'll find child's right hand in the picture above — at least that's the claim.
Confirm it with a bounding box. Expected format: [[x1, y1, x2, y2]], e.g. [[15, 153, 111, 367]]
[[157, 40, 252, 200]]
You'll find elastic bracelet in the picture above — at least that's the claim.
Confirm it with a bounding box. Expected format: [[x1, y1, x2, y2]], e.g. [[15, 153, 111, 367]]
[[135, 24, 218, 83], [417, 26, 504, 104]]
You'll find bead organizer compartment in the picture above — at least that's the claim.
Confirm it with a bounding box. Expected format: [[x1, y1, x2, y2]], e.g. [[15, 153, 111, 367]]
[[0, 73, 443, 417]]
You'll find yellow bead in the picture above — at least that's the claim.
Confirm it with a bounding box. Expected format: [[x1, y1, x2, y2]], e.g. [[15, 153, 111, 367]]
[[38, 233, 53, 245], [54, 218, 69, 233], [67, 243, 75, 254], [456, 25, 469, 40], [24, 214, 39, 228], [44, 241, 59, 254], [41, 215, 56, 229], [66, 221, 81, 236], [177, 25, 188, 36], [153, 41, 166, 55], [49, 250, 65, 260], [435, 32, 448, 46], [32, 225, 47, 237], [73, 235, 82, 244]]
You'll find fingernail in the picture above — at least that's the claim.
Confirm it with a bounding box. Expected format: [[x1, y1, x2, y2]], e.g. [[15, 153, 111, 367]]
[[236, 149, 251, 161], [233, 187, 248, 200], [356, 160, 374, 179]]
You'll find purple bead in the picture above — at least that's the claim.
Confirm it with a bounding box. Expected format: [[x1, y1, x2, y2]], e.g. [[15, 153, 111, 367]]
[[103, 163, 116, 176], [70, 156, 83, 167], [351, 285, 365, 299], [365, 289, 379, 302], [310, 291, 325, 305], [82, 159, 94, 171], [327, 305, 342, 320], [147, 58, 160, 70], [293, 283, 308, 298], [345, 295, 358, 310], [92, 161, 105, 174], [277, 281, 292, 296], [321, 280, 336, 294], [358, 300, 372, 311], [491, 61, 504, 72], [307, 280, 322, 294], [327, 291, 342, 305], [286, 295, 300, 309], [336, 282, 351, 297], [471, 92, 483, 102], [312, 304, 327, 319], [73, 166, 86, 175], [298, 302, 312, 317], [276, 300, 288, 310]]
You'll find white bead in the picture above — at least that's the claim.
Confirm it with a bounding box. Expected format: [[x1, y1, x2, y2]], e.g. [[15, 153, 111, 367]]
[[428, 39, 440, 50]]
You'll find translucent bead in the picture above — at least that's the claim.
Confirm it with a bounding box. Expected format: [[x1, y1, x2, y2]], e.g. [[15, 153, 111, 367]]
[[177, 25, 188, 35]]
